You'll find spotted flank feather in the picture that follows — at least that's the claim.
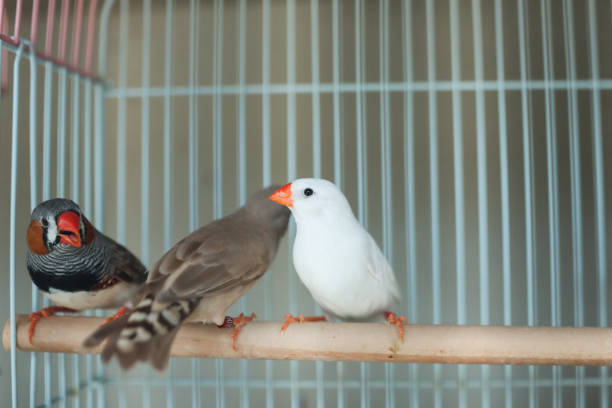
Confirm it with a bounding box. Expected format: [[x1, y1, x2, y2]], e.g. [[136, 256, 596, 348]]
[[85, 294, 199, 370]]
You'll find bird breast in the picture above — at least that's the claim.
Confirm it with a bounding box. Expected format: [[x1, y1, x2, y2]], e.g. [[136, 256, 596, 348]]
[[27, 241, 110, 293], [292, 223, 395, 319], [46, 280, 140, 310]]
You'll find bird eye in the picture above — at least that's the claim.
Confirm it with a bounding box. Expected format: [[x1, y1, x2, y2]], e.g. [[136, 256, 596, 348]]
[[304, 188, 314, 197], [41, 218, 49, 227]]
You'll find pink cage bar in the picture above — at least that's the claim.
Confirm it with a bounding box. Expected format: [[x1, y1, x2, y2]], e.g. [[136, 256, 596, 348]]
[[0, 0, 102, 93]]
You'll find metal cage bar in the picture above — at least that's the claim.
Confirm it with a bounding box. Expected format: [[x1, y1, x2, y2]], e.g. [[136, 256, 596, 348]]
[[2, 1, 612, 407], [586, 1, 609, 407]]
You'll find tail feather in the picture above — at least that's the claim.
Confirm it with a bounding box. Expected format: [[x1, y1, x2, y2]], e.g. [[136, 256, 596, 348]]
[[82, 313, 131, 348], [83, 294, 199, 370], [150, 329, 181, 370]]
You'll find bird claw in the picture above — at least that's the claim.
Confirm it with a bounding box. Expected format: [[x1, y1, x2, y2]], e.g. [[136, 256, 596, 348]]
[[280, 313, 300, 332], [100, 306, 130, 326], [384, 311, 407, 342], [27, 306, 76, 344], [280, 313, 327, 333], [227, 313, 256, 351], [27, 315, 41, 345]]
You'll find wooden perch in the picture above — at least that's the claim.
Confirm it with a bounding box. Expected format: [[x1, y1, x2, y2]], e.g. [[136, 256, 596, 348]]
[[3, 315, 612, 366]]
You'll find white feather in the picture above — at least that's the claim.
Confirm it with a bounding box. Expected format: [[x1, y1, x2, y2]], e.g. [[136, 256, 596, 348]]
[[161, 308, 180, 326], [46, 281, 139, 311], [147, 312, 169, 335], [117, 337, 135, 352], [288, 178, 401, 320], [134, 327, 152, 342], [128, 311, 148, 323]]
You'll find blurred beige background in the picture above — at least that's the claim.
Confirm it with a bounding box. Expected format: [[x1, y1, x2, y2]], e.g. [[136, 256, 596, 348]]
[[1, 0, 612, 406]]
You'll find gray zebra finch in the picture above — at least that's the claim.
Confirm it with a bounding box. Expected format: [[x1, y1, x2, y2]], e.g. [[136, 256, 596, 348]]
[[26, 198, 148, 344], [84, 186, 291, 371]]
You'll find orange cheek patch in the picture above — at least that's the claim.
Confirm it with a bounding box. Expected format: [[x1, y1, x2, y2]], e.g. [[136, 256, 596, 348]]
[[27, 220, 49, 255]]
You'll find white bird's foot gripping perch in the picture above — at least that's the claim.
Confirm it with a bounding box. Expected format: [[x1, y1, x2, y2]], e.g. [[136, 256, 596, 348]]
[[384, 311, 407, 342], [280, 313, 327, 333]]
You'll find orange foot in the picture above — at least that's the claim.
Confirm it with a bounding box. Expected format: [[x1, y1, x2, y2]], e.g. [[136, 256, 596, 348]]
[[384, 311, 407, 342], [101, 306, 130, 326], [27, 306, 77, 344], [229, 313, 256, 351], [280, 313, 327, 333]]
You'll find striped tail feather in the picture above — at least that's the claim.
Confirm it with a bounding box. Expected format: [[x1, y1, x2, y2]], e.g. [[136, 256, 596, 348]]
[[83, 294, 199, 370]]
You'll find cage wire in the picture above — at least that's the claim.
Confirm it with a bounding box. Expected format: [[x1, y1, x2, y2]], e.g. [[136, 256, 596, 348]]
[[1, 0, 612, 407]]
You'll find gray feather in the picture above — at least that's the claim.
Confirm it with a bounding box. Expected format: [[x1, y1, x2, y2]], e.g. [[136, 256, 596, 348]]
[[84, 186, 290, 370], [97, 234, 148, 285]]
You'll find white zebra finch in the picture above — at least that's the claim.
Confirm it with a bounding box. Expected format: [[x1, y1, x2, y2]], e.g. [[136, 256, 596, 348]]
[[269, 179, 407, 341]]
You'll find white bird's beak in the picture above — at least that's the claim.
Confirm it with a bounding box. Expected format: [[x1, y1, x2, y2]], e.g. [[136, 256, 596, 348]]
[[269, 183, 293, 207]]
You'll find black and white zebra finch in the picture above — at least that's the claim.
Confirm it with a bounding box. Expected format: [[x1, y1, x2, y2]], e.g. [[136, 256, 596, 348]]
[[83, 186, 291, 371], [26, 198, 148, 344]]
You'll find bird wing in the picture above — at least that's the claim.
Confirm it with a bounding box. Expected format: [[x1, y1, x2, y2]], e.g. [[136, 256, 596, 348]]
[[101, 235, 148, 284], [364, 233, 401, 304], [147, 215, 271, 303]]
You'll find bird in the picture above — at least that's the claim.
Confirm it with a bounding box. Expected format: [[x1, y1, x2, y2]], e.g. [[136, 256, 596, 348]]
[[83, 186, 291, 370], [269, 178, 407, 340], [26, 198, 148, 344]]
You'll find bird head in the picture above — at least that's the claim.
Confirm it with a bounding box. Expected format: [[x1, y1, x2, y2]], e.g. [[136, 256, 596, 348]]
[[27, 198, 88, 255], [244, 185, 291, 237], [269, 178, 354, 222]]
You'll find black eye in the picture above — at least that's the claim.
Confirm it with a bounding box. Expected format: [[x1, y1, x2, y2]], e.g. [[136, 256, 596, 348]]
[[304, 188, 314, 197], [41, 219, 49, 227]]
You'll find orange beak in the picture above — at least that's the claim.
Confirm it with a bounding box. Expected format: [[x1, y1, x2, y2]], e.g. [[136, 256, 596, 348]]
[[57, 211, 82, 248], [269, 183, 293, 207]]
